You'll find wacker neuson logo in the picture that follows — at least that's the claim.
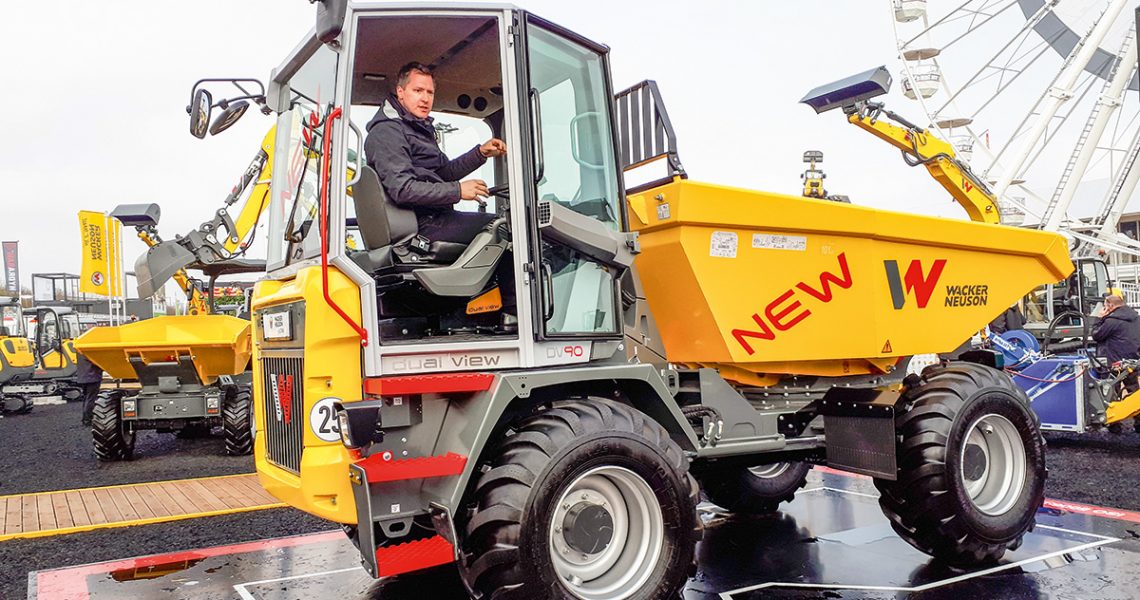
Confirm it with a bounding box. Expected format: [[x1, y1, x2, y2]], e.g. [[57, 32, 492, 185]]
[[884, 259, 988, 309], [884, 259, 945, 309]]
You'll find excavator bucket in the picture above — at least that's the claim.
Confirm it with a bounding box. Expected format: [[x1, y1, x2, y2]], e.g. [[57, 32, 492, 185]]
[[626, 179, 1074, 385], [135, 240, 196, 299], [74, 315, 251, 384]]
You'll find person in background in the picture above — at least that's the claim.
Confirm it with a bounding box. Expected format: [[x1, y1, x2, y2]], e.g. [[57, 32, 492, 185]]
[[989, 303, 1026, 335], [76, 351, 103, 426]]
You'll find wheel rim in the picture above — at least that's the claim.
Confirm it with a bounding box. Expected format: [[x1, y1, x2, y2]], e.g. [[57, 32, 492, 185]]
[[748, 462, 791, 479], [549, 466, 664, 600], [960, 413, 1026, 516]]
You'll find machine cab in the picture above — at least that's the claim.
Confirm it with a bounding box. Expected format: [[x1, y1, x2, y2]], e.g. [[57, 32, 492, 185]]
[[260, 3, 635, 377], [33, 307, 80, 373], [1023, 256, 1110, 340]]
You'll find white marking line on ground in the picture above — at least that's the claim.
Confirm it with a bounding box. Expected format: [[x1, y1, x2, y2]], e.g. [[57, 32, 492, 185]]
[[718, 537, 1118, 599], [233, 566, 363, 600], [718, 484, 1122, 600]]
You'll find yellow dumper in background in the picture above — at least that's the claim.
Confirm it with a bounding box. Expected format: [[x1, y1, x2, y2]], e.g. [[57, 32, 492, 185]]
[[74, 127, 273, 460]]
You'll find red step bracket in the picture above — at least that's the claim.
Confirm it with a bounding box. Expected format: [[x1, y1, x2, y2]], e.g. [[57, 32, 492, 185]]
[[376, 535, 455, 577], [356, 451, 467, 484], [364, 373, 495, 396]]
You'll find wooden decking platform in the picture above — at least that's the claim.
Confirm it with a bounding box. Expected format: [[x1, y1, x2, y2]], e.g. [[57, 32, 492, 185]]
[[0, 474, 284, 541]]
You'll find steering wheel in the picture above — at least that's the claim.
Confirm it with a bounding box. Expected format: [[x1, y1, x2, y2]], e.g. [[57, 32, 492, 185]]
[[486, 183, 510, 198]]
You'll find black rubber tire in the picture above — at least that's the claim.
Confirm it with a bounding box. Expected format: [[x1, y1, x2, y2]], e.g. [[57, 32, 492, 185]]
[[460, 398, 701, 600], [92, 391, 135, 461], [874, 362, 1045, 567], [223, 387, 254, 456], [698, 461, 812, 515]]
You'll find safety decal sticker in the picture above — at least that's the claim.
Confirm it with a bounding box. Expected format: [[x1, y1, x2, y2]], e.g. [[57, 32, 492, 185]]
[[753, 234, 807, 251], [710, 231, 738, 258]]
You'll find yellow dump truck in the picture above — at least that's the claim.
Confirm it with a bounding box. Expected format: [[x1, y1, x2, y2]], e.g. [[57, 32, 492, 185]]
[[193, 3, 1073, 598]]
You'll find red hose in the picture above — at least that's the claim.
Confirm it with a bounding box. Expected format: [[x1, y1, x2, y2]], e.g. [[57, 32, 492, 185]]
[[319, 106, 369, 347]]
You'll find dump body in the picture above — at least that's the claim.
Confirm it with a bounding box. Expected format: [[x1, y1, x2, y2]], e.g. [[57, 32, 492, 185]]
[[627, 179, 1073, 385], [75, 315, 252, 384]]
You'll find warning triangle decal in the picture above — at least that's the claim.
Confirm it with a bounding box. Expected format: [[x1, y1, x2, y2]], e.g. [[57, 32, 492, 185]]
[[882, 339, 893, 353]]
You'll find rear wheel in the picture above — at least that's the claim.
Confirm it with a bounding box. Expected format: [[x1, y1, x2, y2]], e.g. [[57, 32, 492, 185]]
[[698, 461, 811, 514], [461, 398, 700, 600], [874, 362, 1045, 566], [223, 387, 253, 456], [92, 392, 135, 461]]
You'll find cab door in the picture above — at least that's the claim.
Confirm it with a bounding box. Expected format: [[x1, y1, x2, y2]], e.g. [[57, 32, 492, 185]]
[[520, 16, 626, 344], [37, 310, 64, 370]]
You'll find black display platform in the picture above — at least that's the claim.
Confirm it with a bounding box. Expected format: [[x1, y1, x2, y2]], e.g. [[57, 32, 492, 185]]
[[29, 471, 1139, 599]]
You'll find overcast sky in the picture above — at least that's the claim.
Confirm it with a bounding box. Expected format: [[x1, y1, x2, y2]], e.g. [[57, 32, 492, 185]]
[[0, 1, 1059, 298]]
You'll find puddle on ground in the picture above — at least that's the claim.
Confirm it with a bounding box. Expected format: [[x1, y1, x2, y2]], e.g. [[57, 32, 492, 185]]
[[110, 558, 203, 582]]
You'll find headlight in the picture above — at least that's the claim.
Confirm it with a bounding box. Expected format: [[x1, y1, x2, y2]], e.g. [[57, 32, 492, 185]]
[[338, 411, 355, 448], [122, 400, 136, 413], [206, 396, 220, 409]]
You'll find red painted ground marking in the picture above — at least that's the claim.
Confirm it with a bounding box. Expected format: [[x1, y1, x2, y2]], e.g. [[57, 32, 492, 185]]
[[813, 465, 1140, 524], [34, 530, 344, 600]]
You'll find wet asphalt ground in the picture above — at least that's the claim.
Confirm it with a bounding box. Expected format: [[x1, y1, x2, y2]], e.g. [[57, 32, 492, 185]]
[[2, 401, 1140, 600]]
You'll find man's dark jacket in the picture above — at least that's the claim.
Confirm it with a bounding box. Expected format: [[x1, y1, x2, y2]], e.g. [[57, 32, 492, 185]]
[[74, 352, 103, 384], [1092, 305, 1140, 363], [364, 95, 485, 217]]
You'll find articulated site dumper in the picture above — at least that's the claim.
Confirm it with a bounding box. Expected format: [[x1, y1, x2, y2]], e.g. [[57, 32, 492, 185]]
[[73, 128, 274, 459], [194, 3, 1074, 598]]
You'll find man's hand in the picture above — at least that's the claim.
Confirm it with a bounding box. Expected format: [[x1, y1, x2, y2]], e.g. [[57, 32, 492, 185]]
[[479, 138, 507, 158], [460, 179, 489, 200]]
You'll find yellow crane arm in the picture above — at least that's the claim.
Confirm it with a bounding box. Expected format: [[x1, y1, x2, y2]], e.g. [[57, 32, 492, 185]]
[[223, 127, 276, 253], [847, 111, 1001, 225]]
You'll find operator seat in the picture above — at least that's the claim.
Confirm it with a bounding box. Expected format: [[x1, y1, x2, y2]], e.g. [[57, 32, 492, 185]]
[[349, 165, 466, 273], [350, 165, 510, 298]]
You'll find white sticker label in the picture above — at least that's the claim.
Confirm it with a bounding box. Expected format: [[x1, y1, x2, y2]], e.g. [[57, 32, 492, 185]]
[[309, 397, 342, 443], [709, 231, 738, 258], [752, 234, 807, 251], [657, 203, 671, 220], [261, 311, 292, 340], [390, 504, 401, 514]]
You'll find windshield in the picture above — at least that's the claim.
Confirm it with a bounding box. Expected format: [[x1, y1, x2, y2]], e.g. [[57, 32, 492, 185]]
[[529, 25, 622, 230], [1, 305, 22, 337], [268, 44, 340, 270]]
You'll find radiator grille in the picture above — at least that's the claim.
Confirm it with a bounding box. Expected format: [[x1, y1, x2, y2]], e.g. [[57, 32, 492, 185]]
[[261, 356, 304, 474]]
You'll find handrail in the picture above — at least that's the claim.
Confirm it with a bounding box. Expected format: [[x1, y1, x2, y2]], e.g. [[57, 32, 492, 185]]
[[319, 106, 370, 347]]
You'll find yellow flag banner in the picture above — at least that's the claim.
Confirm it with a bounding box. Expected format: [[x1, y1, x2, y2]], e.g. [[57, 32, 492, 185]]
[[79, 211, 122, 296]]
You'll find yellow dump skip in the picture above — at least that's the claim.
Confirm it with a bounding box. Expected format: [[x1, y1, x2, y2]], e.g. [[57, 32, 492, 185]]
[[74, 315, 252, 383], [628, 179, 1073, 384]]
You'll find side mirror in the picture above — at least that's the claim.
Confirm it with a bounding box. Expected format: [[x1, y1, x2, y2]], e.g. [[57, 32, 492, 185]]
[[316, 0, 348, 44], [190, 88, 212, 139], [209, 100, 250, 136]]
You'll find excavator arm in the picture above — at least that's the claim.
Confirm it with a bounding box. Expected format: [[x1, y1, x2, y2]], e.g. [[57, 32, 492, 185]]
[[115, 126, 276, 314], [846, 103, 1001, 225]]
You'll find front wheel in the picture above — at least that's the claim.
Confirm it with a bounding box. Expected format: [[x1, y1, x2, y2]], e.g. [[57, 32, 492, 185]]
[[875, 362, 1045, 566], [223, 387, 253, 456], [92, 392, 135, 461], [461, 399, 701, 600]]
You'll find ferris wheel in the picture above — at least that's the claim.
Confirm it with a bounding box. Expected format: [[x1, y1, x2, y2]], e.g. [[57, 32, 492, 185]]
[[889, 0, 1140, 257]]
